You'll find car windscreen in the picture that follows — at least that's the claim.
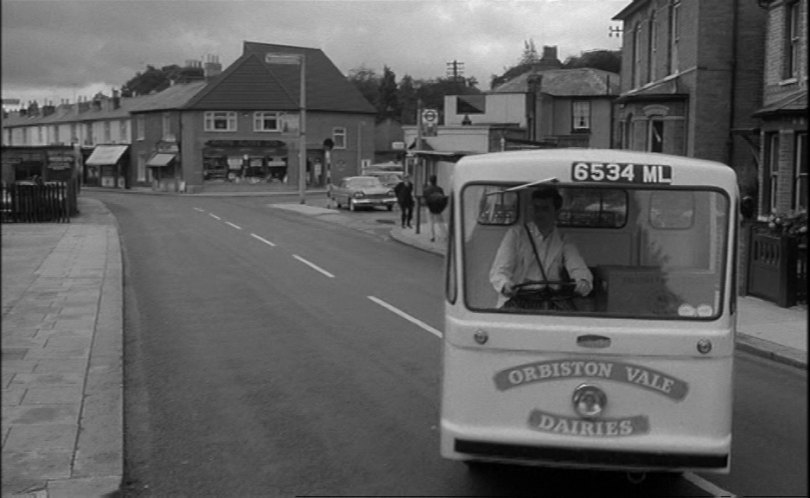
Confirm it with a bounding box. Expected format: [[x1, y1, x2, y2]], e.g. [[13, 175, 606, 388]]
[[460, 183, 730, 319]]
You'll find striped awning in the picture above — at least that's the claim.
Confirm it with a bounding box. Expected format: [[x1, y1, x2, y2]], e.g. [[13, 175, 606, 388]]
[[146, 153, 176, 167], [85, 145, 128, 166]]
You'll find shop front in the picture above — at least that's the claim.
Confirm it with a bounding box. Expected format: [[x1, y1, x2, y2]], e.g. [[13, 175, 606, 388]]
[[84, 144, 129, 188], [202, 139, 289, 185], [147, 142, 181, 192]]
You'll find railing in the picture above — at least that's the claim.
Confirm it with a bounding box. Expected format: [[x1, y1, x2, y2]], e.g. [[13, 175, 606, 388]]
[[747, 225, 807, 307], [1, 180, 78, 223]]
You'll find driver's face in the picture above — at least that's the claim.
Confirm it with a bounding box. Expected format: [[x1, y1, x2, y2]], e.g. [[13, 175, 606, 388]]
[[532, 197, 557, 232]]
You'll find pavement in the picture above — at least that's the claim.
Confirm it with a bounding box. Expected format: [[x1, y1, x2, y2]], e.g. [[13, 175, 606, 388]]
[[2, 189, 807, 497]]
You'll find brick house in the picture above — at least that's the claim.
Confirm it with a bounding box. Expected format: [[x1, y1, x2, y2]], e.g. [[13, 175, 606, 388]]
[[611, 0, 767, 196], [752, 0, 807, 219]]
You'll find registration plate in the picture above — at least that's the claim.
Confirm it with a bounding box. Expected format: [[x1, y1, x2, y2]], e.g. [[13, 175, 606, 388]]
[[572, 162, 672, 184]]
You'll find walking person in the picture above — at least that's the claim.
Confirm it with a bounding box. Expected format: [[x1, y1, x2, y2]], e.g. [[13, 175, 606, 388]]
[[423, 174, 448, 242], [394, 174, 415, 228]]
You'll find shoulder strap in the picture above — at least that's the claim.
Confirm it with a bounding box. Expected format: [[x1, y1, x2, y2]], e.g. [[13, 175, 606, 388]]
[[523, 223, 548, 281]]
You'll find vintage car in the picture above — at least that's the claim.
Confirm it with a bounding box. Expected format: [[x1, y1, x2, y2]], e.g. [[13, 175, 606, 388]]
[[364, 170, 403, 189], [330, 176, 396, 211]]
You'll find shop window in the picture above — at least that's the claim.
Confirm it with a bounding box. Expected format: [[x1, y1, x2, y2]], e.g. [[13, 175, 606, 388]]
[[333, 127, 346, 149], [204, 111, 237, 132], [254, 112, 281, 132], [572, 101, 591, 132]]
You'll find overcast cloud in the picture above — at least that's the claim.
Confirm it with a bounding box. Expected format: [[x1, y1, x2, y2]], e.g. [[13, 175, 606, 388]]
[[1, 0, 624, 107]]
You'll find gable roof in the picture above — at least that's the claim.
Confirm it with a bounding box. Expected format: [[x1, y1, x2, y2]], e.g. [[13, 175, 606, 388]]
[[129, 81, 208, 113], [491, 67, 620, 97], [185, 41, 375, 114]]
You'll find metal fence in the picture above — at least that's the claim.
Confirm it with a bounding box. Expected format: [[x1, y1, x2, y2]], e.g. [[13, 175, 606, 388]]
[[747, 225, 808, 307], [1, 180, 78, 223]]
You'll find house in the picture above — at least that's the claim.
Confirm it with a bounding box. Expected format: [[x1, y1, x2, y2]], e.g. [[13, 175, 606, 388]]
[[402, 46, 619, 195], [752, 0, 807, 218], [611, 0, 767, 197], [174, 41, 377, 193]]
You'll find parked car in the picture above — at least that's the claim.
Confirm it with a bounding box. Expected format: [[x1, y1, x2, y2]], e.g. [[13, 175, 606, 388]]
[[330, 176, 396, 211], [364, 170, 403, 189]]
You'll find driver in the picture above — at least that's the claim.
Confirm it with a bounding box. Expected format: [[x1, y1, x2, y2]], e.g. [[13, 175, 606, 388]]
[[489, 185, 593, 308]]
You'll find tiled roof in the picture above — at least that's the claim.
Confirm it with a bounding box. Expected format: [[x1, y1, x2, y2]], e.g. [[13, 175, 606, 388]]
[[128, 81, 208, 113], [185, 41, 375, 113], [492, 67, 620, 96]]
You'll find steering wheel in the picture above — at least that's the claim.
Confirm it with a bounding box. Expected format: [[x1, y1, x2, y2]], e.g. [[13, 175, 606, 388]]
[[507, 280, 578, 311]]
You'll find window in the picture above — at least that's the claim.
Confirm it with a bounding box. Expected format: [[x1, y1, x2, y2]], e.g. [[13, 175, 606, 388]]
[[572, 101, 591, 132], [795, 132, 807, 210], [764, 132, 780, 213], [162, 113, 171, 139], [204, 111, 237, 132], [333, 127, 346, 149], [120, 121, 128, 142], [53, 126, 60, 144], [668, 0, 680, 75], [632, 23, 643, 88], [136, 116, 145, 140], [70, 123, 78, 143], [254, 112, 281, 132], [85, 123, 93, 145], [785, 1, 801, 80], [104, 121, 111, 142], [648, 118, 664, 153], [558, 188, 628, 228], [648, 13, 658, 83], [37, 126, 43, 144]]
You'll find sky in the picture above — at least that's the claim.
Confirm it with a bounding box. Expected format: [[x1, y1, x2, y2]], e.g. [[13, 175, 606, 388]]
[[1, 0, 625, 109]]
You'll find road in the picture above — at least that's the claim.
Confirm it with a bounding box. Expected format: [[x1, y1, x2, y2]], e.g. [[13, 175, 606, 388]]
[[89, 192, 806, 497]]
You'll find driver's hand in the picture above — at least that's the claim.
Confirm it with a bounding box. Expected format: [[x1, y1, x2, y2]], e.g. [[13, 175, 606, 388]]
[[502, 283, 517, 298], [574, 279, 593, 296]]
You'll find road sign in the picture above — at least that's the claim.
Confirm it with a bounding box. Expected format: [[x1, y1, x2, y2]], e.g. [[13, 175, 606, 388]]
[[422, 109, 438, 123]]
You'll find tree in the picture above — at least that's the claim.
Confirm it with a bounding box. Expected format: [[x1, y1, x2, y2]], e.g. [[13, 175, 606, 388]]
[[377, 66, 400, 122], [121, 65, 171, 97], [346, 65, 381, 110], [563, 50, 622, 73], [519, 39, 540, 65]]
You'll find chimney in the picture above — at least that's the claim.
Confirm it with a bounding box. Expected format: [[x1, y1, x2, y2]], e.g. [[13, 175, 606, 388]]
[[112, 88, 120, 109], [42, 100, 56, 116], [542, 45, 558, 61], [204, 54, 222, 79], [78, 97, 91, 113], [27, 100, 40, 116]]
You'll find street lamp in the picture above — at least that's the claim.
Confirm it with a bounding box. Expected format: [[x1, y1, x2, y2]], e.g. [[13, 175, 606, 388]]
[[265, 52, 306, 204]]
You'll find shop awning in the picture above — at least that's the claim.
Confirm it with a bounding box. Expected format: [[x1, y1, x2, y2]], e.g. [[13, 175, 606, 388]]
[[85, 145, 128, 166], [146, 153, 176, 167]]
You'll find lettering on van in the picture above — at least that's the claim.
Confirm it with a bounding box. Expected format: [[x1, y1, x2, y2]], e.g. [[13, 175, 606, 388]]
[[571, 162, 673, 184], [494, 360, 688, 401], [528, 410, 650, 437]]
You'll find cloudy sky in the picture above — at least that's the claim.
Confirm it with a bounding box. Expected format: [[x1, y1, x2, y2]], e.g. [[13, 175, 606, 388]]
[[1, 0, 625, 108]]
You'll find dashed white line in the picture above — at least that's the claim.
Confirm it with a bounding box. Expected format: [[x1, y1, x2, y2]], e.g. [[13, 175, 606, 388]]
[[225, 221, 242, 230], [367, 296, 443, 339], [683, 473, 736, 498], [250, 233, 276, 247], [209, 213, 221, 220], [194, 207, 205, 212], [292, 254, 335, 278]]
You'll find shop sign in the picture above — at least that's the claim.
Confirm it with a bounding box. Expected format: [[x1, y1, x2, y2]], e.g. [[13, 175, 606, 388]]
[[205, 140, 286, 148], [528, 410, 649, 437]]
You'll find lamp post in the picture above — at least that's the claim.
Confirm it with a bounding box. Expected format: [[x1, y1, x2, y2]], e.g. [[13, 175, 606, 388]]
[[264, 52, 306, 204]]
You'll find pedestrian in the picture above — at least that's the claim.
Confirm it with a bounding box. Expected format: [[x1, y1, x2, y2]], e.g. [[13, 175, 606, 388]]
[[394, 174, 415, 228], [423, 174, 447, 242]]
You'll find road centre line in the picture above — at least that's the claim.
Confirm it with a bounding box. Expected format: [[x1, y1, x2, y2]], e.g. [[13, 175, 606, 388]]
[[292, 254, 335, 278], [250, 233, 276, 247], [193, 207, 205, 212], [209, 213, 221, 220], [367, 296, 443, 339], [225, 221, 242, 230], [682, 473, 736, 498]]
